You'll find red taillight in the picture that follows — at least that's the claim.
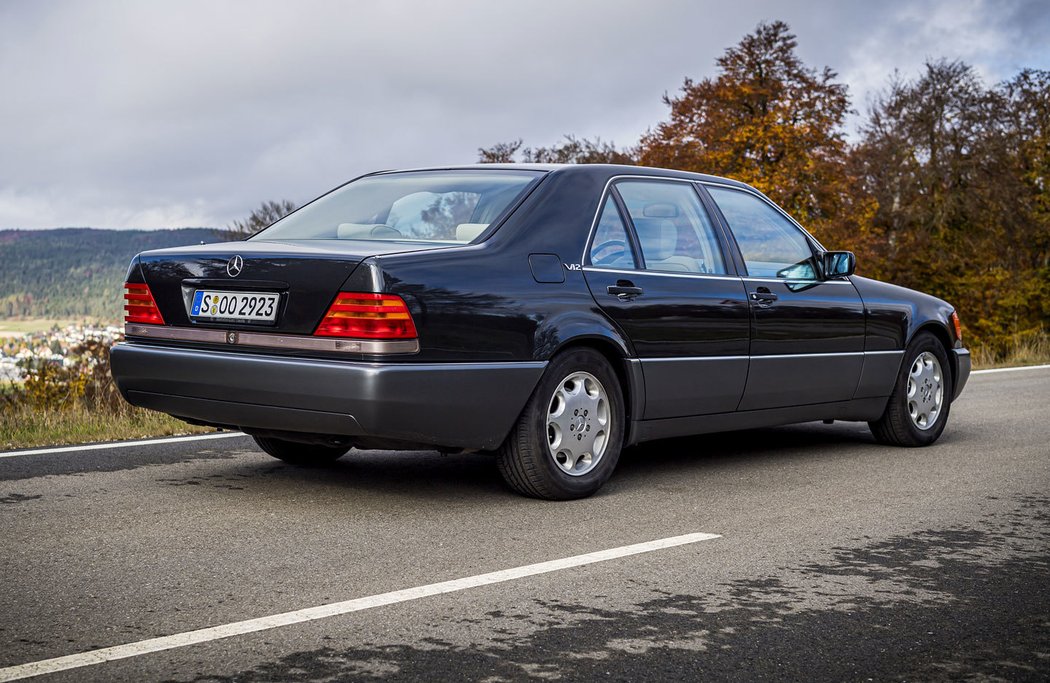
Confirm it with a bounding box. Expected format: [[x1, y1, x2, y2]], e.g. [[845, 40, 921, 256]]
[[950, 311, 962, 343], [314, 293, 417, 339], [124, 282, 165, 325]]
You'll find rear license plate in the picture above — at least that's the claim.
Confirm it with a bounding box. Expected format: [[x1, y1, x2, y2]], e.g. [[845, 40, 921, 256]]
[[191, 290, 279, 322]]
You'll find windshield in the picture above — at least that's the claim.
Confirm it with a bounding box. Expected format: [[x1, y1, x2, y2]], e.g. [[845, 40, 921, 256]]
[[252, 169, 543, 243]]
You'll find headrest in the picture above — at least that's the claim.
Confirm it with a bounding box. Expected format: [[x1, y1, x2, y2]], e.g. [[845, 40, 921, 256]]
[[633, 218, 677, 261], [642, 202, 679, 218], [455, 223, 489, 242], [337, 223, 402, 239]]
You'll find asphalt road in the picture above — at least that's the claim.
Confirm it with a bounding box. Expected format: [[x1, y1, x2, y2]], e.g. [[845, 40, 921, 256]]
[[1, 367, 1048, 682]]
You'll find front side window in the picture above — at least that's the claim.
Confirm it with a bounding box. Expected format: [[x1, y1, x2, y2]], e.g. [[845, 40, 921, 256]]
[[254, 169, 542, 243], [707, 186, 817, 279], [614, 181, 727, 275], [588, 196, 637, 269]]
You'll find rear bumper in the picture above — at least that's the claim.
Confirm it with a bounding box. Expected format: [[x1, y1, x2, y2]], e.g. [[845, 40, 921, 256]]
[[952, 348, 971, 401], [111, 343, 546, 450]]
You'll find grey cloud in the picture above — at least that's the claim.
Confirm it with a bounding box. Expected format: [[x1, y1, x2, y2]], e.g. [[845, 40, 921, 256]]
[[0, 0, 1047, 229]]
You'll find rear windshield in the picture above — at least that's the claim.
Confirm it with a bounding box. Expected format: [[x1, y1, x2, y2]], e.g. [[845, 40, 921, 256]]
[[252, 169, 543, 243]]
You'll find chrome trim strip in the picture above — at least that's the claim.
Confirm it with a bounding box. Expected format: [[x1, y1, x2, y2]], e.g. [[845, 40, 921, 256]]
[[126, 325, 227, 345], [750, 351, 864, 359], [124, 324, 420, 354], [582, 266, 741, 282], [638, 351, 903, 362], [582, 266, 851, 286], [641, 355, 750, 362], [743, 276, 852, 286]]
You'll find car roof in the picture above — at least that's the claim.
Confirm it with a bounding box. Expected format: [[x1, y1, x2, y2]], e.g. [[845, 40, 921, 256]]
[[373, 163, 754, 191]]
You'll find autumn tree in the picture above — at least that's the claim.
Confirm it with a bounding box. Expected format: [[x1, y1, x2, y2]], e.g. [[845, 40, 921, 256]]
[[478, 135, 635, 164], [226, 199, 297, 239], [1002, 69, 1050, 276], [478, 140, 523, 163], [472, 24, 1048, 358], [637, 20, 867, 250], [853, 61, 1050, 350], [985, 68, 1050, 350]]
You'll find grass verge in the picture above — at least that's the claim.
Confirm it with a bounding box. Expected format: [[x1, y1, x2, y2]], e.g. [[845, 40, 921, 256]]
[[971, 329, 1050, 369], [0, 404, 216, 451]]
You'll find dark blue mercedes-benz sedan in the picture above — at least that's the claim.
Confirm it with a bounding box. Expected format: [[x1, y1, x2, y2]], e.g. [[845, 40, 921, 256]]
[[111, 164, 970, 499]]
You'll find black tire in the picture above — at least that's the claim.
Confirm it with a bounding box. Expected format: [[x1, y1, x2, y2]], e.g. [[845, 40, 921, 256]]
[[497, 348, 625, 500], [252, 436, 349, 466], [869, 331, 953, 447]]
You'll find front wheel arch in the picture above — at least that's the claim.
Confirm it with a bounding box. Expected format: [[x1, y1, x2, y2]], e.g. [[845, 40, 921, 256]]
[[908, 321, 956, 392], [869, 330, 953, 447]]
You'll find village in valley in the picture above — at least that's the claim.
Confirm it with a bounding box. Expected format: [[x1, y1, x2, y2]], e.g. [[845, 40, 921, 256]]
[[0, 323, 122, 383]]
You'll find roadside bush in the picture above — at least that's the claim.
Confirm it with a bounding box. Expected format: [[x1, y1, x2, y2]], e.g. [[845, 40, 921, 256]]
[[73, 337, 125, 411], [3, 334, 124, 413], [15, 358, 88, 410]]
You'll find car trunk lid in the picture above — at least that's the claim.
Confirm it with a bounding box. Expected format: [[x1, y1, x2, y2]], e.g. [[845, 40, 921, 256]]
[[133, 239, 441, 335]]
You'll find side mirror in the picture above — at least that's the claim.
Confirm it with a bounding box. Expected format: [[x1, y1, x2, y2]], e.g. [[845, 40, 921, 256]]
[[821, 251, 856, 279]]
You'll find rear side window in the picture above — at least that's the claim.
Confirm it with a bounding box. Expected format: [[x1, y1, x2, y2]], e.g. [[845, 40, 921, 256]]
[[707, 186, 817, 279], [254, 170, 542, 243], [588, 196, 637, 269], [614, 181, 727, 275]]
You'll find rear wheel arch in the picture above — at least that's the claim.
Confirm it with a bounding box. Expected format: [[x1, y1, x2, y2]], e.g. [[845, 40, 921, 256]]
[[548, 336, 638, 426], [536, 316, 632, 354], [497, 345, 627, 499]]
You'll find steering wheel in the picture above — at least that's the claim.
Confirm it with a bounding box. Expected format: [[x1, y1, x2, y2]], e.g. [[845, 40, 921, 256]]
[[592, 240, 627, 266]]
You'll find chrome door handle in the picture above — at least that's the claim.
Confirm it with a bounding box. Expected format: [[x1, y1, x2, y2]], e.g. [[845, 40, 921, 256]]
[[608, 281, 643, 300], [750, 288, 778, 303]]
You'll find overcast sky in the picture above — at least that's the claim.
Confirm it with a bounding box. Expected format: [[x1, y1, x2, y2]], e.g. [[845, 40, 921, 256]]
[[1, 0, 1048, 230]]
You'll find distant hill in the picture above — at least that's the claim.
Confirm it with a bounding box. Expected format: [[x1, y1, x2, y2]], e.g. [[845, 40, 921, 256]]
[[0, 228, 230, 322]]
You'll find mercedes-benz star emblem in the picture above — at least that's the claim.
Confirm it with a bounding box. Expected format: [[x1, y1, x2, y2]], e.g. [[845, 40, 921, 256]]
[[226, 255, 244, 277]]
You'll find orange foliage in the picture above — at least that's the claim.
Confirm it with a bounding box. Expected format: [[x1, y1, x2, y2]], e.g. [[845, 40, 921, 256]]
[[483, 21, 1049, 358], [637, 22, 1048, 355]]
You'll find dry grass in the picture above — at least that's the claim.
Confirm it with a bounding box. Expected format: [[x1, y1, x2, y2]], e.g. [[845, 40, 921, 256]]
[[0, 402, 215, 451], [971, 329, 1050, 369]]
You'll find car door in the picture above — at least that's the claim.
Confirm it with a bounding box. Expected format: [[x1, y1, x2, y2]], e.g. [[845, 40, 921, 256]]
[[704, 184, 866, 411], [583, 178, 750, 419]]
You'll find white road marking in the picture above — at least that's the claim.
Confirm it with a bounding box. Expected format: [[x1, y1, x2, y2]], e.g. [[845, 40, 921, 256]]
[[0, 532, 721, 682], [0, 432, 245, 459], [971, 363, 1050, 375]]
